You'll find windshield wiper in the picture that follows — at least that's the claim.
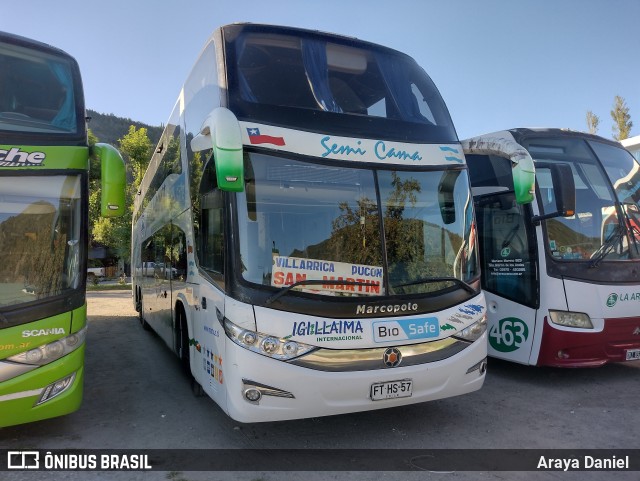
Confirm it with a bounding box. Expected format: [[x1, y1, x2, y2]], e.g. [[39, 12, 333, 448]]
[[589, 225, 624, 268], [395, 276, 476, 294], [502, 224, 521, 249], [265, 279, 379, 305]]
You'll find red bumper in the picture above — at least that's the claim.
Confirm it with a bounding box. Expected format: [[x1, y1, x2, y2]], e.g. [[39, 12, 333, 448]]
[[537, 316, 640, 367]]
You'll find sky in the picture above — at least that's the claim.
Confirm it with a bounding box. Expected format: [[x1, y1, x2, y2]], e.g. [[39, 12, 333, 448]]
[[4, 0, 639, 141]]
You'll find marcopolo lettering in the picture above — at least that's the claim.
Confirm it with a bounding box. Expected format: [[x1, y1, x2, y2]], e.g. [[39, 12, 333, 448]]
[[0, 147, 45, 166], [22, 328, 66, 338], [356, 303, 419, 315]]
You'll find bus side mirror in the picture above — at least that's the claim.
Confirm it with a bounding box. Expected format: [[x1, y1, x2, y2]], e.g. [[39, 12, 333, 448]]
[[532, 162, 576, 224], [438, 170, 461, 224], [92, 143, 126, 217], [462, 136, 535, 205], [190, 107, 244, 192]]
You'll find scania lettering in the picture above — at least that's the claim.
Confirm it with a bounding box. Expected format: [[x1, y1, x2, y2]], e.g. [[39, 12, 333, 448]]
[[0, 32, 126, 427], [466, 128, 640, 366], [131, 24, 530, 421], [22, 328, 66, 338]]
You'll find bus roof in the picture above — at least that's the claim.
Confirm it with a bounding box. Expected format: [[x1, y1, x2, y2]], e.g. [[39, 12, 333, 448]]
[[217, 22, 415, 60], [504, 128, 623, 148], [0, 30, 75, 61]]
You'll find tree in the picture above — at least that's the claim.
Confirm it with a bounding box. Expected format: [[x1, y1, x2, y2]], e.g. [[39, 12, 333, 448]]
[[586, 110, 599, 135], [120, 125, 152, 188], [611, 95, 633, 141]]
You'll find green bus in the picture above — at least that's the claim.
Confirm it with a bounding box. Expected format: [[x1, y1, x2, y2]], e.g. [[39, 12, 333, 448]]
[[0, 31, 125, 427]]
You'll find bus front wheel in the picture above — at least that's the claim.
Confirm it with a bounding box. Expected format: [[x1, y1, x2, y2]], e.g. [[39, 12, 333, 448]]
[[139, 292, 151, 331]]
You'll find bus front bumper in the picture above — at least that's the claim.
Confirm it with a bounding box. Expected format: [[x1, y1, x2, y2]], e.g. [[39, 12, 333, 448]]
[[222, 334, 487, 423], [0, 345, 84, 428], [537, 316, 640, 367]]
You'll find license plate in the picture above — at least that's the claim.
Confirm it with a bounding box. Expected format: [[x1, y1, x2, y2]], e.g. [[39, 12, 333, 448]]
[[626, 349, 640, 361], [370, 379, 413, 401]]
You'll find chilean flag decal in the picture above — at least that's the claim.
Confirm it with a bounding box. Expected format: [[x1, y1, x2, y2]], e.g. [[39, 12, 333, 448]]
[[247, 127, 286, 146]]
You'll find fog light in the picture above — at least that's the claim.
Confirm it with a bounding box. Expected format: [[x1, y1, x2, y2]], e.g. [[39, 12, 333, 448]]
[[466, 358, 488, 374], [36, 372, 76, 405], [244, 388, 262, 403]]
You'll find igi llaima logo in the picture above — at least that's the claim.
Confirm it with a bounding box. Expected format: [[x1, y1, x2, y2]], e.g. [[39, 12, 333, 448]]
[[606, 293, 618, 307]]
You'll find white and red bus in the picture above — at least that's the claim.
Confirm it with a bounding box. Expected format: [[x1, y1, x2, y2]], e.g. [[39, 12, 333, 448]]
[[466, 128, 640, 367]]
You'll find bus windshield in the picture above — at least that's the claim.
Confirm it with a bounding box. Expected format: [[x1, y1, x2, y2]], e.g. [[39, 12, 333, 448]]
[[0, 41, 79, 135], [0, 175, 83, 307], [235, 153, 477, 297], [225, 26, 457, 143], [526, 137, 640, 262]]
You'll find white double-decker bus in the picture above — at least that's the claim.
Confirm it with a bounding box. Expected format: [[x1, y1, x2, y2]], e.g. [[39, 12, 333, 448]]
[[132, 24, 520, 422]]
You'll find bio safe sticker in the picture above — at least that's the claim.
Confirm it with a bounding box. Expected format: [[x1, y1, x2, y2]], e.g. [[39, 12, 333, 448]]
[[372, 317, 440, 343]]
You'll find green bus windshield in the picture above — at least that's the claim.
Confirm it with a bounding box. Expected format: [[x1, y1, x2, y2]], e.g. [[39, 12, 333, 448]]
[[0, 175, 83, 307], [0, 41, 79, 135]]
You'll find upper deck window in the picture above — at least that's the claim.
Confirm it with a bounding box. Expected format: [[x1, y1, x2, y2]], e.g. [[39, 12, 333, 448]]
[[0, 41, 80, 136], [225, 27, 457, 143]]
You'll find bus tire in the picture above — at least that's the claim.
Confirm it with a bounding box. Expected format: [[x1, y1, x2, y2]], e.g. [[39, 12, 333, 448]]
[[176, 305, 191, 375], [139, 292, 151, 331], [135, 287, 142, 313], [191, 378, 205, 397]]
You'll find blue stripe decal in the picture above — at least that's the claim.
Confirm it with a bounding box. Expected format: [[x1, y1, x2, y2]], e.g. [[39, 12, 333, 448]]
[[439, 146, 460, 154]]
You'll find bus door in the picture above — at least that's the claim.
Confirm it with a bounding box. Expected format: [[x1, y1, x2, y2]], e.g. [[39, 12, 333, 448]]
[[192, 184, 227, 403], [475, 191, 539, 363]]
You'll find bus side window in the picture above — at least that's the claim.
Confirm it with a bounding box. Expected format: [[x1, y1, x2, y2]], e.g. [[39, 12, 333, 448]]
[[173, 227, 188, 281], [199, 188, 225, 285]]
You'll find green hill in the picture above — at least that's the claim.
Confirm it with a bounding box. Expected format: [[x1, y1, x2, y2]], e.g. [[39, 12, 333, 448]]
[[87, 109, 163, 148]]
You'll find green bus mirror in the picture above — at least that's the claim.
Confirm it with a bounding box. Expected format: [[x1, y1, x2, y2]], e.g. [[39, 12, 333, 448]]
[[190, 107, 244, 192], [92, 143, 126, 217], [462, 136, 535, 205]]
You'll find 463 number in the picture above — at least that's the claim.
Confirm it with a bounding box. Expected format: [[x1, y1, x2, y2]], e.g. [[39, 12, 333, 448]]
[[488, 317, 529, 353]]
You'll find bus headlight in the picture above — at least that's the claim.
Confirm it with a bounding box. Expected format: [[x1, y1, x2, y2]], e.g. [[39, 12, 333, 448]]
[[453, 316, 487, 342], [7, 326, 87, 366], [224, 319, 317, 360], [549, 310, 593, 329]]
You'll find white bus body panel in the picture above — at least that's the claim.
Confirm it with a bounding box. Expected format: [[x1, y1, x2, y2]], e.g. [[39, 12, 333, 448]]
[[564, 280, 640, 320], [222, 332, 487, 423], [189, 273, 228, 411], [254, 294, 486, 349], [186, 291, 487, 422]]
